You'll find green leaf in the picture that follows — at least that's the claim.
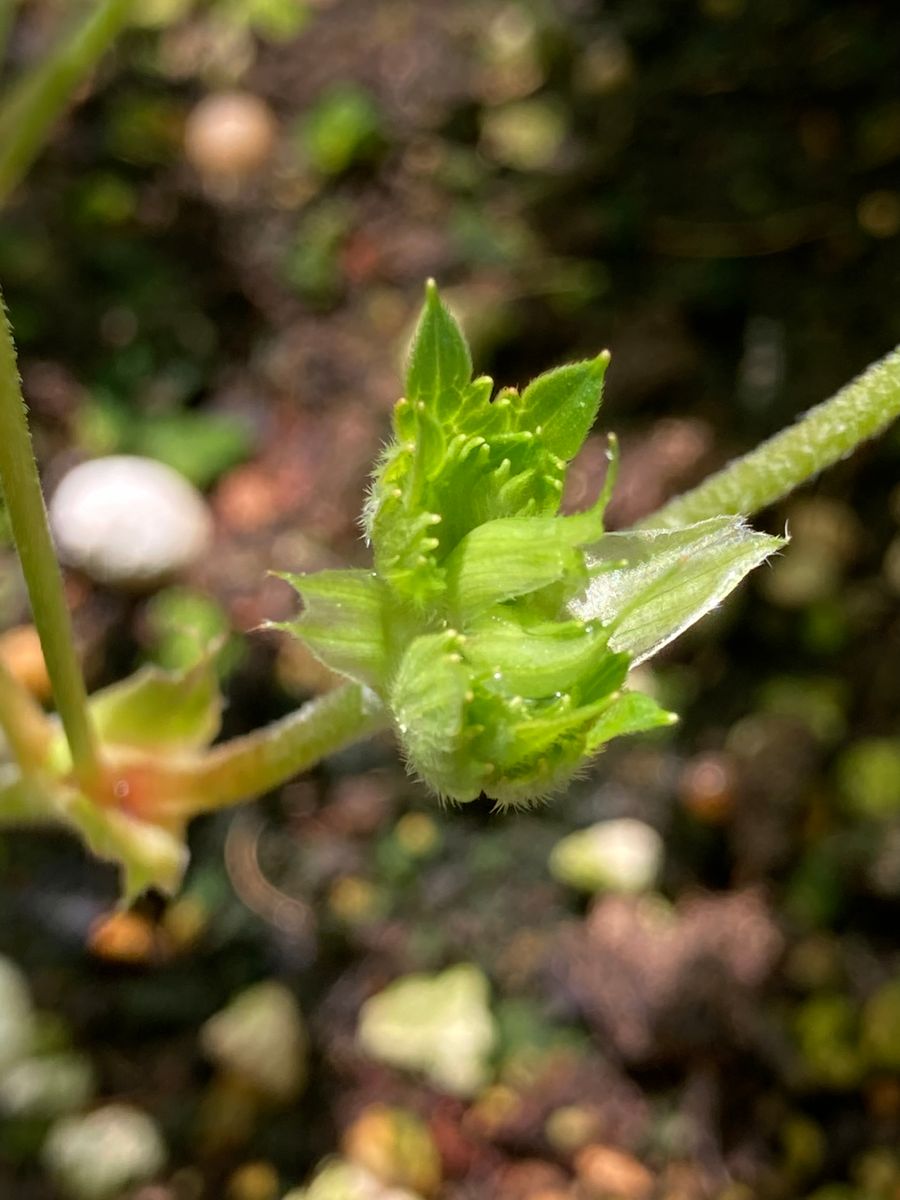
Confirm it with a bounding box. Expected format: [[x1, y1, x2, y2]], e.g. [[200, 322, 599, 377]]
[[586, 691, 677, 750], [445, 517, 581, 620], [1, 762, 190, 899], [301, 84, 383, 176], [405, 280, 472, 420], [516, 353, 609, 460], [464, 614, 613, 698], [445, 496, 616, 622], [63, 792, 188, 902], [497, 692, 620, 773], [280, 569, 390, 690], [366, 440, 446, 607], [143, 586, 239, 673], [89, 659, 222, 754], [570, 516, 786, 664], [390, 631, 486, 800]]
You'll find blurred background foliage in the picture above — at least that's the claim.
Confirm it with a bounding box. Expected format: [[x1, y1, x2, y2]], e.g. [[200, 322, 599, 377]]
[[1, 0, 899, 1197]]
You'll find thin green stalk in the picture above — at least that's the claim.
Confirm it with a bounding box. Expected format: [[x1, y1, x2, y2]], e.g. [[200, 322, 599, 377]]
[[0, 291, 100, 785], [0, 0, 134, 204], [639, 345, 900, 529], [173, 683, 389, 813]]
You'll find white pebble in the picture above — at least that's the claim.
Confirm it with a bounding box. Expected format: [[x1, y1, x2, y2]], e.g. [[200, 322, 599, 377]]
[[184, 91, 277, 179], [43, 1104, 167, 1200], [201, 981, 308, 1102], [50, 456, 213, 589], [549, 817, 663, 895], [358, 964, 496, 1098]]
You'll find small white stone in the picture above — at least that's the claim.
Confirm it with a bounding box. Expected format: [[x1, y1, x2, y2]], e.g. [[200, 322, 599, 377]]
[[358, 964, 495, 1098], [43, 1104, 167, 1200], [293, 1158, 425, 1200], [184, 91, 278, 179], [549, 818, 663, 895], [201, 981, 308, 1102], [49, 456, 213, 588]]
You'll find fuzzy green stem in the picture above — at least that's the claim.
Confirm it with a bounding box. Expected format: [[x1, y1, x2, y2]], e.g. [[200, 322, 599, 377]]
[[175, 683, 389, 813], [0, 0, 134, 204], [0, 292, 100, 784], [639, 345, 900, 529]]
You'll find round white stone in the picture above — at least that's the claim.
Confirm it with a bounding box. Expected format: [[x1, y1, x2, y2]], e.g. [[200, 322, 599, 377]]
[[184, 91, 277, 178], [42, 1104, 166, 1200], [49, 456, 213, 588], [549, 817, 663, 894]]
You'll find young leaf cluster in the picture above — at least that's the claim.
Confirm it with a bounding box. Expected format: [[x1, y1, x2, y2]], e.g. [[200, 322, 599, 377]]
[[283, 283, 784, 805]]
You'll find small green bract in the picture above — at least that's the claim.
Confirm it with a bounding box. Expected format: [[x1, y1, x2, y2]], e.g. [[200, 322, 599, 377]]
[[281, 282, 784, 805]]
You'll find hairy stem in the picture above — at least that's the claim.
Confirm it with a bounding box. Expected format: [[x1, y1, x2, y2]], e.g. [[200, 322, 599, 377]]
[[0, 0, 134, 204], [0, 291, 100, 785], [174, 683, 389, 813], [639, 345, 900, 529]]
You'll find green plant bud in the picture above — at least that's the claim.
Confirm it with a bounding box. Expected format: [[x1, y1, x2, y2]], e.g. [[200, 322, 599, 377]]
[[286, 281, 784, 806]]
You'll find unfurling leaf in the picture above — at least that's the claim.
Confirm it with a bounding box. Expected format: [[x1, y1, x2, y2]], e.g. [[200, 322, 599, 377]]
[[406, 278, 472, 420], [517, 354, 610, 460], [570, 516, 786, 664]]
